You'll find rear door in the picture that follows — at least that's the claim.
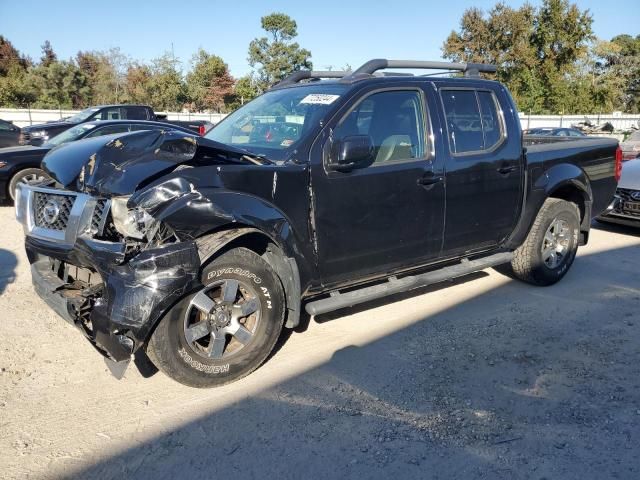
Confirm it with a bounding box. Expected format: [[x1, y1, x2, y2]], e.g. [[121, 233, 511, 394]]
[[438, 87, 523, 255], [310, 86, 445, 287]]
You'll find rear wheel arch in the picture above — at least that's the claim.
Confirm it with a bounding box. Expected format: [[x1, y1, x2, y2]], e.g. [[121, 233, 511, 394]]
[[548, 183, 588, 221], [547, 181, 592, 243]]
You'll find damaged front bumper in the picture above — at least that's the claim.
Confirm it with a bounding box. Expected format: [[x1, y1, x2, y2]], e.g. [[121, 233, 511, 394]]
[[16, 183, 202, 372]]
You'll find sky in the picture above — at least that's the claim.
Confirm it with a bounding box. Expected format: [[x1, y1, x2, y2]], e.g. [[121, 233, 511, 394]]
[[1, 0, 638, 78]]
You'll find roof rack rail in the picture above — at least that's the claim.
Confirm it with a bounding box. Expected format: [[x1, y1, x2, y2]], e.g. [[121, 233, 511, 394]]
[[272, 70, 347, 88], [345, 59, 497, 80]]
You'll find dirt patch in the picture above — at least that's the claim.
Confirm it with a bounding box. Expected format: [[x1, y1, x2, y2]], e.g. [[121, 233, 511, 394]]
[[0, 206, 639, 479]]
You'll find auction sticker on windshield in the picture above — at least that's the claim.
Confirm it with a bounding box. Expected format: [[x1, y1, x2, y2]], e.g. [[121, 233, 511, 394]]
[[299, 94, 340, 105]]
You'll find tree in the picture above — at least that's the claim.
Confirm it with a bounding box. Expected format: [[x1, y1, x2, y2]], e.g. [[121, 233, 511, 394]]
[[0, 64, 37, 107], [530, 0, 593, 113], [124, 62, 153, 104], [0, 35, 29, 76], [248, 12, 312, 91], [443, 0, 594, 114], [0, 36, 35, 107], [234, 75, 259, 104], [148, 52, 186, 111], [40, 40, 57, 67], [186, 49, 235, 112], [75, 48, 129, 105], [28, 60, 90, 109], [609, 34, 640, 112]]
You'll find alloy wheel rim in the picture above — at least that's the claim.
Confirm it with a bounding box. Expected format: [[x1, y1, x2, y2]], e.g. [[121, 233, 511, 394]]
[[20, 173, 47, 184], [541, 218, 571, 269], [183, 279, 260, 360]]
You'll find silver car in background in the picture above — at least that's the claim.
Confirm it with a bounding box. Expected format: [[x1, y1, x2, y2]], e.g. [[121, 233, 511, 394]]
[[621, 130, 640, 161], [598, 159, 640, 227]]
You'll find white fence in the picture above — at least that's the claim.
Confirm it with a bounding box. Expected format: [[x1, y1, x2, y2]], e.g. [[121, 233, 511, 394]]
[[2, 107, 639, 131], [0, 108, 228, 128], [518, 113, 640, 131]]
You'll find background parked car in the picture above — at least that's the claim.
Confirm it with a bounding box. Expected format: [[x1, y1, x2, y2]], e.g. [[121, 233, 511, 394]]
[[0, 120, 196, 201], [0, 119, 21, 148], [19, 104, 212, 146], [523, 127, 587, 137], [597, 158, 640, 227], [620, 130, 640, 161]]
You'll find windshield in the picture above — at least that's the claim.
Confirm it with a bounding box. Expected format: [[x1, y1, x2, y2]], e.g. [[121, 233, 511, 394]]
[[206, 84, 347, 160], [65, 107, 101, 123], [44, 123, 96, 147]]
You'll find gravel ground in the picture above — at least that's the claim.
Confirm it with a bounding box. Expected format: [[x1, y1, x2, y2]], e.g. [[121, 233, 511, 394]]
[[0, 204, 639, 480]]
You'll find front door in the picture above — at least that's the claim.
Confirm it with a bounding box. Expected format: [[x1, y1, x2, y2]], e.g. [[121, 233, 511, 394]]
[[310, 87, 445, 288]]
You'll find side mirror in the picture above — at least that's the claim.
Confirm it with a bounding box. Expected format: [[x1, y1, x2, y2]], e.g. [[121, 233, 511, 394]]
[[329, 135, 374, 172]]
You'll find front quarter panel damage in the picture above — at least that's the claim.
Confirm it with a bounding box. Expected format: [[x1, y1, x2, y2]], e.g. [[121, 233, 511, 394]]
[[91, 240, 202, 360]]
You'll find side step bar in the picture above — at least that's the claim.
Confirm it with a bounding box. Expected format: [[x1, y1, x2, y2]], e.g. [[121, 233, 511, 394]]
[[304, 252, 513, 316]]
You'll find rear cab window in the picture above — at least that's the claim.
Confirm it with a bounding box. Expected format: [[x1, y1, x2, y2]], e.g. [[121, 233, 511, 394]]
[[124, 106, 151, 120], [95, 107, 123, 121], [440, 88, 505, 155]]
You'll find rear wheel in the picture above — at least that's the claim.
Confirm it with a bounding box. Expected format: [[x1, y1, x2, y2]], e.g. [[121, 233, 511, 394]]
[[8, 168, 50, 200], [147, 247, 285, 388], [504, 198, 580, 286]]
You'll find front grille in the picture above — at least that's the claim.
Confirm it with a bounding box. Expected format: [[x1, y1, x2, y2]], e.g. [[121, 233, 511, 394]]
[[615, 188, 640, 217], [33, 191, 75, 230], [91, 199, 109, 233], [617, 188, 640, 202]]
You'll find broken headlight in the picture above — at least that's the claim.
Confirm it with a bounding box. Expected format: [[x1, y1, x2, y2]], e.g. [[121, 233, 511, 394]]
[[111, 196, 158, 240]]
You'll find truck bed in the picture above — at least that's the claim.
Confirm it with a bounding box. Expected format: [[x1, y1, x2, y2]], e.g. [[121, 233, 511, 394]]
[[523, 134, 619, 219]]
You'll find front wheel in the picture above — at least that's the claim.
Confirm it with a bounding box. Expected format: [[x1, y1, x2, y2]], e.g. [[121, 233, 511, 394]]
[[505, 198, 580, 286], [8, 168, 50, 201], [147, 247, 285, 388]]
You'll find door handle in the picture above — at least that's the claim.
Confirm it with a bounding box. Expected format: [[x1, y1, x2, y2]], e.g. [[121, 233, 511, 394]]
[[497, 165, 517, 175], [417, 175, 443, 187]]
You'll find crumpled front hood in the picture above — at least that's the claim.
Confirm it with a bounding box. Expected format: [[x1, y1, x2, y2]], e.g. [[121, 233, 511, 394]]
[[41, 129, 252, 197]]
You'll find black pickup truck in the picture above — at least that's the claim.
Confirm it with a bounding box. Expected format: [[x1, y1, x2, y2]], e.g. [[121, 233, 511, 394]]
[[19, 104, 213, 146], [15, 59, 621, 387]]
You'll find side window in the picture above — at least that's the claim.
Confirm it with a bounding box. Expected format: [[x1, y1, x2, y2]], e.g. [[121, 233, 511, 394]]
[[125, 107, 149, 120], [333, 90, 425, 165], [83, 124, 130, 138], [95, 107, 123, 121], [129, 124, 163, 132], [441, 89, 504, 154], [0, 120, 13, 131], [477, 91, 503, 148], [441, 90, 483, 153]]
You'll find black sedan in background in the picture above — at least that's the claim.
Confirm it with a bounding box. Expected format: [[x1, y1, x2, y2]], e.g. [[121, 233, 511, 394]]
[[0, 119, 21, 147], [0, 120, 196, 201], [523, 127, 587, 137]]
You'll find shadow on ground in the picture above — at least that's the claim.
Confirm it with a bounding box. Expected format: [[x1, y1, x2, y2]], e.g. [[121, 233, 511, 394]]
[[66, 242, 640, 480], [0, 248, 17, 295], [592, 218, 639, 236]]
